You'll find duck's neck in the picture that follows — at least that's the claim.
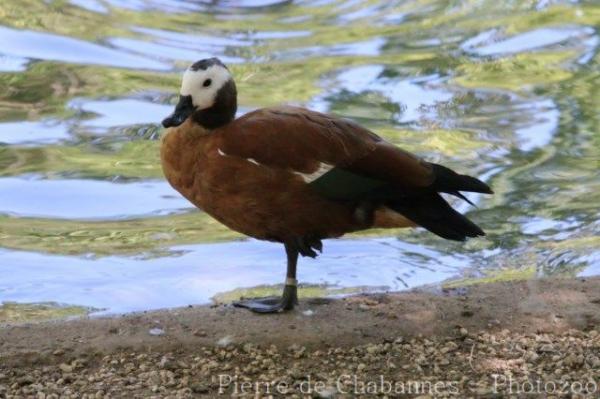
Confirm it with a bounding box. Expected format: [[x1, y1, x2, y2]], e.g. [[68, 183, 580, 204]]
[[193, 79, 237, 130]]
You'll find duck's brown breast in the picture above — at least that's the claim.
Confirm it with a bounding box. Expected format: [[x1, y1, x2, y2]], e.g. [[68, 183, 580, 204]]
[[160, 121, 208, 205]]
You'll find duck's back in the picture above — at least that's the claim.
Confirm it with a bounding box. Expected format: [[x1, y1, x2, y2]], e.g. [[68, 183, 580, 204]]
[[216, 106, 381, 172]]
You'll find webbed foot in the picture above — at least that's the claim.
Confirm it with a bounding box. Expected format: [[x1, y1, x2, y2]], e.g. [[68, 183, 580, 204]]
[[233, 283, 298, 313]]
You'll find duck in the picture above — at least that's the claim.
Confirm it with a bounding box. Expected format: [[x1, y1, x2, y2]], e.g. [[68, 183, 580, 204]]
[[161, 57, 493, 313]]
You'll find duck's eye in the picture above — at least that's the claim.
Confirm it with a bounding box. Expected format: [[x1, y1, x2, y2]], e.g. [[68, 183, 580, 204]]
[[203, 79, 212, 87]]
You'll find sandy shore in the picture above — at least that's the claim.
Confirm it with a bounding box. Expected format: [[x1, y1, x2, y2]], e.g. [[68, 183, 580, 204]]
[[1, 277, 599, 398]]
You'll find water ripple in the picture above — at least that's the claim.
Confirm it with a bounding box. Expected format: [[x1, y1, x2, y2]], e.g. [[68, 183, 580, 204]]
[[0, 238, 471, 314], [0, 177, 191, 220], [0, 26, 171, 70]]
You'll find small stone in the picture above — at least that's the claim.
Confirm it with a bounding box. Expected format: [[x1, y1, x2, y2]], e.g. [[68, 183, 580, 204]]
[[217, 335, 233, 347], [193, 329, 207, 337], [17, 376, 34, 386], [526, 352, 539, 362], [441, 342, 458, 353], [149, 328, 165, 336], [59, 363, 73, 373], [459, 327, 469, 337], [554, 368, 563, 376], [191, 383, 209, 393], [539, 344, 554, 353], [159, 356, 174, 369], [317, 386, 337, 398]]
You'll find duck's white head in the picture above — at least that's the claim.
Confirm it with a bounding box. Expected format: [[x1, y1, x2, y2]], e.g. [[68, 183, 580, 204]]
[[162, 57, 237, 129]]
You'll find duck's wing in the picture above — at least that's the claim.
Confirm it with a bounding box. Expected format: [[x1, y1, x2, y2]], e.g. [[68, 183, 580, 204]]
[[219, 106, 492, 241], [219, 106, 379, 171], [218, 106, 433, 192]]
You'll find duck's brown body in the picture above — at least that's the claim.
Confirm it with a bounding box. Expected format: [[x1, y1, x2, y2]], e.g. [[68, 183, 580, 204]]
[[160, 57, 492, 313], [161, 106, 414, 243]]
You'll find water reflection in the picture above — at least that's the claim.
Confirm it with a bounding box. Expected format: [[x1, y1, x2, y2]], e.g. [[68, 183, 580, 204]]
[[0, 26, 170, 70], [0, 55, 29, 72], [103, 0, 205, 12], [109, 36, 245, 65], [313, 65, 453, 124], [514, 99, 559, 151], [466, 26, 595, 56], [70, 98, 173, 129], [0, 238, 469, 314], [0, 177, 190, 219], [0, 0, 598, 317], [277, 37, 385, 60], [0, 121, 70, 145], [69, 0, 109, 13]]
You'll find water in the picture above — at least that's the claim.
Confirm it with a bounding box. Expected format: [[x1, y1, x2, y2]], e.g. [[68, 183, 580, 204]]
[[0, 0, 599, 318]]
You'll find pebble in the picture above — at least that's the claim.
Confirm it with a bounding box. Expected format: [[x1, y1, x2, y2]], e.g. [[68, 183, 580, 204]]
[[58, 364, 72, 373], [148, 328, 165, 336], [539, 344, 554, 353], [216, 335, 233, 347], [317, 386, 337, 398]]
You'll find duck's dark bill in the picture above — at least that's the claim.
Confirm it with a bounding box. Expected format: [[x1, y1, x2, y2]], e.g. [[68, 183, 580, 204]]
[[162, 95, 195, 128]]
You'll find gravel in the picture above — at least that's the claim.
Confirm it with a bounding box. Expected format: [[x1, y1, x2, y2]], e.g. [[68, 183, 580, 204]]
[[1, 328, 598, 398]]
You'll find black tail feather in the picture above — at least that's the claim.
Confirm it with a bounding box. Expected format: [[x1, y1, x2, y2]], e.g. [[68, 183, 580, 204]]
[[431, 163, 493, 197], [389, 163, 492, 241], [387, 193, 485, 242], [447, 190, 476, 207]]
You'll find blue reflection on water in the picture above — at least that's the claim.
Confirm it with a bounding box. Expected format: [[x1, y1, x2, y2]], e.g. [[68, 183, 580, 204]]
[[0, 26, 171, 70], [0, 177, 191, 220], [0, 121, 70, 145], [465, 26, 595, 56], [0, 238, 470, 314], [70, 98, 174, 128]]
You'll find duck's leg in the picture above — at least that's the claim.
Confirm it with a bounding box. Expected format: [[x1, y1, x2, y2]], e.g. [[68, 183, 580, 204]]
[[233, 241, 303, 313]]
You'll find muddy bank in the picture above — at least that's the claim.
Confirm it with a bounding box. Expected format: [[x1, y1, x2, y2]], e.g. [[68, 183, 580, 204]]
[[1, 277, 599, 397]]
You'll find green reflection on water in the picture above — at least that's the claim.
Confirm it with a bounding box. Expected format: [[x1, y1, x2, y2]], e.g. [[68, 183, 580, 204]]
[[0, 0, 599, 293]]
